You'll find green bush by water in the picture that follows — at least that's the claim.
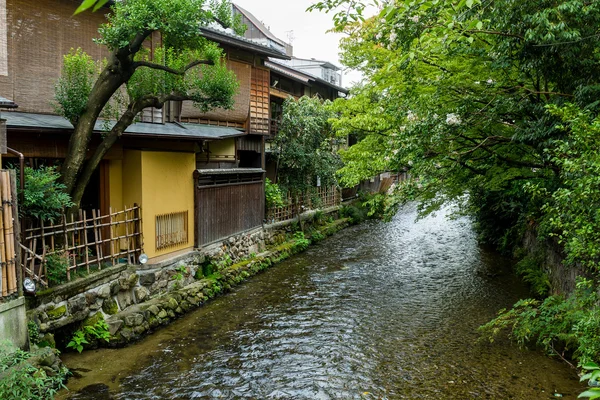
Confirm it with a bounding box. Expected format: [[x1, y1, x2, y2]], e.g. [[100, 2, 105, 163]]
[[0, 343, 68, 400], [480, 277, 600, 366]]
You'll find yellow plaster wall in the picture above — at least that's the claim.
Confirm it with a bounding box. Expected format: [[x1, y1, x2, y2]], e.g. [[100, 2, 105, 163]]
[[108, 160, 123, 212], [122, 150, 142, 208], [121, 150, 143, 254], [141, 151, 195, 259]]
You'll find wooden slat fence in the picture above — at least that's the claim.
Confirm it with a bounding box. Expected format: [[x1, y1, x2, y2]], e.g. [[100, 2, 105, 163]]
[[196, 182, 264, 247], [266, 186, 341, 224], [0, 170, 19, 299], [21, 205, 142, 287]]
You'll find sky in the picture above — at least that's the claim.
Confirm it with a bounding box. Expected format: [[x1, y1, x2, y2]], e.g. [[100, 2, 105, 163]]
[[232, 0, 366, 87]]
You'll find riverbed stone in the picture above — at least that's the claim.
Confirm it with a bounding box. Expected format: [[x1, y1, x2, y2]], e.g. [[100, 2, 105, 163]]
[[90, 298, 103, 311], [110, 282, 121, 296], [139, 273, 156, 286], [166, 297, 178, 310], [98, 285, 111, 299], [107, 319, 123, 336], [85, 291, 98, 306], [116, 291, 133, 310], [134, 286, 149, 303], [147, 305, 160, 316], [69, 295, 87, 314], [133, 325, 146, 335], [127, 273, 139, 287], [124, 313, 144, 327], [38, 333, 56, 348], [102, 297, 119, 315], [119, 328, 134, 341]]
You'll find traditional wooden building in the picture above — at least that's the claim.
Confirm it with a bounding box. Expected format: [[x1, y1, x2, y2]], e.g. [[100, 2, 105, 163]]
[[0, 0, 290, 263]]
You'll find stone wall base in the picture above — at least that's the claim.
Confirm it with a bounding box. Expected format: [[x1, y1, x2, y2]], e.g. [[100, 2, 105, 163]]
[[26, 208, 349, 349]]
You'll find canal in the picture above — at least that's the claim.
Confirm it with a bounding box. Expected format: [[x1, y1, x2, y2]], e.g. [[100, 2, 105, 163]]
[[61, 205, 583, 399]]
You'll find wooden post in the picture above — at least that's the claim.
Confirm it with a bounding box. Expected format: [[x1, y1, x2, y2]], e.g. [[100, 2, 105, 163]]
[[62, 216, 70, 282], [81, 210, 90, 274], [92, 209, 102, 270], [124, 206, 131, 264], [108, 207, 115, 266], [40, 220, 45, 284], [29, 238, 37, 284], [134, 204, 141, 259]]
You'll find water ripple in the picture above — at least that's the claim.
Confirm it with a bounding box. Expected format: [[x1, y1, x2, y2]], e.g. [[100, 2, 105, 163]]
[[65, 205, 582, 400]]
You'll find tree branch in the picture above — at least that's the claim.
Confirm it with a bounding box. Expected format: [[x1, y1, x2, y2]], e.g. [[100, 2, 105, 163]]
[[466, 29, 524, 39], [132, 59, 215, 75]]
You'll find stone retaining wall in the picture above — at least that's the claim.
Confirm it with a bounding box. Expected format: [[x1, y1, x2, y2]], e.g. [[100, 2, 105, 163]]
[[26, 208, 347, 349], [522, 229, 586, 296]]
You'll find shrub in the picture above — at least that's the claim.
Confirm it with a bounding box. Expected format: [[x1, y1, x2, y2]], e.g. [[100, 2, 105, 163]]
[[514, 254, 551, 298], [18, 166, 74, 223], [339, 204, 367, 225], [67, 319, 111, 353], [0, 343, 68, 399], [293, 231, 310, 251], [265, 178, 285, 209], [45, 251, 69, 286], [479, 277, 600, 366]]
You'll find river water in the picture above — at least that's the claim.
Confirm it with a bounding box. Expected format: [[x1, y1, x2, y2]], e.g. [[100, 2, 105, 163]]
[[61, 205, 583, 399]]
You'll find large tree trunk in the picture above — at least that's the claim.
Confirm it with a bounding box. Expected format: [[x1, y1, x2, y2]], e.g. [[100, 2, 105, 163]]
[[69, 96, 163, 209], [62, 69, 127, 194]]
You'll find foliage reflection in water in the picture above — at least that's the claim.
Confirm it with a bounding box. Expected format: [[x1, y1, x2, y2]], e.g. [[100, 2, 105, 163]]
[[61, 204, 582, 399]]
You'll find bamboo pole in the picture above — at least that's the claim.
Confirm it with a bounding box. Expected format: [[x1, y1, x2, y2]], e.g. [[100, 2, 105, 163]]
[[0, 178, 6, 297], [124, 206, 131, 264], [134, 204, 142, 258], [109, 207, 115, 266], [62, 216, 70, 282], [2, 171, 16, 294], [71, 213, 78, 277], [40, 220, 45, 282], [81, 210, 90, 274], [92, 209, 102, 270], [29, 237, 37, 284], [10, 171, 23, 297]]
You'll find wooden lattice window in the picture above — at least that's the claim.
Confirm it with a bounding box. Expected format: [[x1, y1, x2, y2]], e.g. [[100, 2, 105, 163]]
[[156, 211, 188, 250], [250, 67, 270, 134]]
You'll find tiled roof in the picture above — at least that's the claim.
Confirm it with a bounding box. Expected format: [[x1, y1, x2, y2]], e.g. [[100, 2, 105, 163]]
[[200, 27, 289, 60], [3, 112, 245, 140]]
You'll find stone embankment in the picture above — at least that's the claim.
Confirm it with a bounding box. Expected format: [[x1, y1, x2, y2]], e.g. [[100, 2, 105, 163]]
[[26, 209, 348, 348]]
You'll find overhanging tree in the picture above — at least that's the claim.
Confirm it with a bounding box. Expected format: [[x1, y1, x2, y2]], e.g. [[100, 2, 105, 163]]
[[55, 0, 244, 208], [274, 96, 342, 201], [312, 0, 600, 245]]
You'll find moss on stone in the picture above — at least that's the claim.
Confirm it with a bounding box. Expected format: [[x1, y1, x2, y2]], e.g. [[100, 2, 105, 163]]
[[102, 297, 119, 315], [46, 305, 67, 320], [82, 312, 104, 327]]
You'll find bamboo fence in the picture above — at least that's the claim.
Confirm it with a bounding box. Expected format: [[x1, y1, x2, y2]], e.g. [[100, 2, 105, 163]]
[[20, 205, 142, 287], [266, 186, 341, 224], [0, 170, 18, 298]]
